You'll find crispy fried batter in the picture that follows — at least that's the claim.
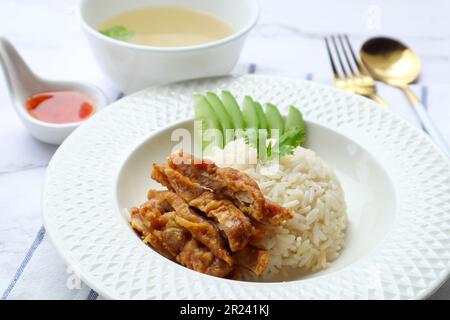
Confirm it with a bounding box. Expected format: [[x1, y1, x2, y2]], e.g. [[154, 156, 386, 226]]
[[131, 202, 181, 259], [130, 207, 150, 235], [263, 199, 293, 225], [177, 239, 232, 278], [168, 151, 265, 221], [233, 246, 270, 276], [189, 193, 253, 252], [150, 190, 233, 266], [130, 196, 232, 277], [152, 164, 253, 252], [152, 164, 204, 200], [168, 151, 292, 225]]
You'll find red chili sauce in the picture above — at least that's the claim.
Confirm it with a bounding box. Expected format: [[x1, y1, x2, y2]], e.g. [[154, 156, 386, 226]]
[[26, 91, 95, 124]]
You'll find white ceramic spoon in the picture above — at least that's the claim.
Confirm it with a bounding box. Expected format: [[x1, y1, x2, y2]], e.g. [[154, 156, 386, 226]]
[[0, 38, 107, 145]]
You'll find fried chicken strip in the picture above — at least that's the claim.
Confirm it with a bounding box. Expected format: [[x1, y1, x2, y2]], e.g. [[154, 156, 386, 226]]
[[130, 199, 232, 278], [233, 246, 270, 276], [132, 200, 187, 258], [147, 190, 233, 266], [152, 164, 253, 252], [167, 151, 265, 220], [167, 151, 292, 225], [264, 199, 294, 225], [177, 239, 233, 277]]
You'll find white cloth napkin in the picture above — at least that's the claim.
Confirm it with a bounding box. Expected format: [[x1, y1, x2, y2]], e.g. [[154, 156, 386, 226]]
[[2, 66, 449, 300]]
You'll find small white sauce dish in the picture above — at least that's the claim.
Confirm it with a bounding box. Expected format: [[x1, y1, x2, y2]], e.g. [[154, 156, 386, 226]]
[[0, 38, 107, 145], [78, 0, 260, 93]]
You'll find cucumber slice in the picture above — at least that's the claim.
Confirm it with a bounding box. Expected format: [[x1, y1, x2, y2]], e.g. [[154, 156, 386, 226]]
[[205, 92, 234, 131], [194, 94, 223, 149], [242, 96, 259, 129], [221, 91, 245, 129], [254, 101, 268, 131], [285, 105, 306, 146], [285, 105, 305, 132], [265, 103, 285, 136]]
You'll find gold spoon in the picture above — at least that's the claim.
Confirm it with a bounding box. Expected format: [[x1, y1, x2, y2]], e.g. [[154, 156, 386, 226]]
[[360, 37, 449, 154]]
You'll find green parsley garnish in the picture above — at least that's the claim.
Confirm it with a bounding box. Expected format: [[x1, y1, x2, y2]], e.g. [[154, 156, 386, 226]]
[[100, 26, 135, 41]]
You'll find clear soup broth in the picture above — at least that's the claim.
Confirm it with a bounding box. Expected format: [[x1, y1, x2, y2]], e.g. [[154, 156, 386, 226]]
[[99, 6, 234, 47]]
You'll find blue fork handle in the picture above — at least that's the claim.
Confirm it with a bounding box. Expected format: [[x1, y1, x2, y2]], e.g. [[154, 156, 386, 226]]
[[413, 102, 450, 155], [400, 84, 450, 155]]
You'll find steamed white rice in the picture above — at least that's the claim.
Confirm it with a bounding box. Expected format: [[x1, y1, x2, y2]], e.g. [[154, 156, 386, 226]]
[[207, 140, 347, 280]]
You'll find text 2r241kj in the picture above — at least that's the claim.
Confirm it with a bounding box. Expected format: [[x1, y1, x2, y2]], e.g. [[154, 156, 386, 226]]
[[223, 304, 269, 317]]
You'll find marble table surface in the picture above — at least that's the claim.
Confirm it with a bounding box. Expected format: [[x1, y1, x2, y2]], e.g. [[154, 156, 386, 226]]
[[1, 0, 450, 299]]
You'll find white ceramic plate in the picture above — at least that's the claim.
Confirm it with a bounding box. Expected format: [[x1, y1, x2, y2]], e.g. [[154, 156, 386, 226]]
[[43, 75, 450, 299]]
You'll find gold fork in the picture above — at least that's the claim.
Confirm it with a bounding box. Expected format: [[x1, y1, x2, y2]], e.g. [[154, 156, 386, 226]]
[[325, 34, 387, 107]]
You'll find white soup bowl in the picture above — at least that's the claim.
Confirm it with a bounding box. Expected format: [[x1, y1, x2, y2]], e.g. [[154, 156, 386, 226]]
[[78, 0, 259, 93]]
